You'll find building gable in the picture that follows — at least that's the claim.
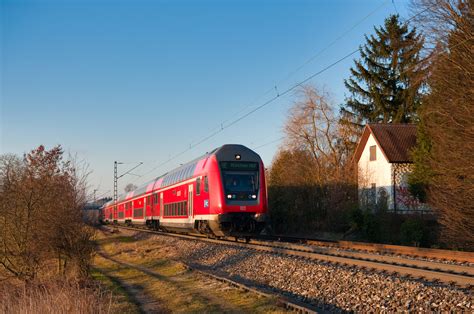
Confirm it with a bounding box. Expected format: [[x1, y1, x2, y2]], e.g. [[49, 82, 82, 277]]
[[353, 124, 417, 163]]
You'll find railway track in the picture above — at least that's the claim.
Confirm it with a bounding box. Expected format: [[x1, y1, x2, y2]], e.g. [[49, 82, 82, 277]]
[[114, 225, 474, 289], [259, 234, 474, 264]]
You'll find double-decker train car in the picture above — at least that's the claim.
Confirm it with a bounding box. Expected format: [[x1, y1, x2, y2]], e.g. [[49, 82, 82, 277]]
[[102, 144, 267, 236]]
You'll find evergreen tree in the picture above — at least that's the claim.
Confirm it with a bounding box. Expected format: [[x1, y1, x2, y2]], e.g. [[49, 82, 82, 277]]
[[341, 15, 426, 125]]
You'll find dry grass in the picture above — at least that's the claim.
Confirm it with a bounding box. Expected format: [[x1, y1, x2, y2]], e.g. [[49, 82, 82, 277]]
[[0, 278, 113, 314], [94, 229, 290, 313]]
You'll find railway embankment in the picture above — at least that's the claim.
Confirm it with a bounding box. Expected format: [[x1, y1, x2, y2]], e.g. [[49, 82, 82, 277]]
[[93, 228, 293, 313], [113, 228, 473, 312]]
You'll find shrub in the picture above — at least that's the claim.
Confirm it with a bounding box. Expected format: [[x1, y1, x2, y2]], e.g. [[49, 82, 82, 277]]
[[400, 218, 425, 247]]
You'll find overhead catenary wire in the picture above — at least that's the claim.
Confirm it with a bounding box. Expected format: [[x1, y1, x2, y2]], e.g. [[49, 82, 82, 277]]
[[252, 136, 285, 150], [130, 5, 438, 187], [133, 48, 360, 186], [186, 0, 390, 149]]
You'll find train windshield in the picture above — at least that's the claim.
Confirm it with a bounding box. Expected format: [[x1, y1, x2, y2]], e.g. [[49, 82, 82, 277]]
[[220, 161, 259, 196], [223, 172, 259, 193]]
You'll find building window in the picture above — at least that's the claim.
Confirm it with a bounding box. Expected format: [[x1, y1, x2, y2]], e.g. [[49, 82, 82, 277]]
[[369, 145, 376, 161]]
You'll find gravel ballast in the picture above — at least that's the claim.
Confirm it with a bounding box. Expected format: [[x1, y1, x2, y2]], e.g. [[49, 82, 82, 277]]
[[126, 231, 473, 312]]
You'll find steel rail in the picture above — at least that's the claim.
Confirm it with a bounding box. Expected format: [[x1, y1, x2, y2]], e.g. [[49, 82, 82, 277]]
[[260, 235, 474, 263], [248, 239, 474, 276]]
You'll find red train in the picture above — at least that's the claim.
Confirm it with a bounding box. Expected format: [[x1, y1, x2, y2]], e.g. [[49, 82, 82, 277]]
[[102, 144, 267, 236]]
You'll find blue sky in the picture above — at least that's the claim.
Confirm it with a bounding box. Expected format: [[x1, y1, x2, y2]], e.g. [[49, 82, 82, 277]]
[[1, 0, 410, 198]]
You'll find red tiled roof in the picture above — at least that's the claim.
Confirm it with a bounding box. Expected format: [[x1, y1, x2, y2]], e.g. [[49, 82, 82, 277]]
[[353, 123, 417, 163]]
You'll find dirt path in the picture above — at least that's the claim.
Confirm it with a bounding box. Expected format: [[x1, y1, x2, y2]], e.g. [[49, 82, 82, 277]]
[[94, 257, 167, 313], [93, 229, 289, 313]]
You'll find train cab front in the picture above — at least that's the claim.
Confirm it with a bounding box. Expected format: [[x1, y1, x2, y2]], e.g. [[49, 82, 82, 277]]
[[209, 145, 268, 236]]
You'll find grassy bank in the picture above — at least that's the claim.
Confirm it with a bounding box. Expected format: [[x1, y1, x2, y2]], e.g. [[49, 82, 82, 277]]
[[94, 228, 288, 313]]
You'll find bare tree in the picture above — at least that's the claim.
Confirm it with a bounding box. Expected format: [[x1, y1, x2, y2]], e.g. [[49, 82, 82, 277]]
[[268, 85, 358, 233], [410, 0, 471, 49], [410, 0, 474, 248], [284, 85, 353, 183]]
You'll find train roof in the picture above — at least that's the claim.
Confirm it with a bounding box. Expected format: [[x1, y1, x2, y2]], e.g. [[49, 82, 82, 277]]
[[114, 146, 220, 203]]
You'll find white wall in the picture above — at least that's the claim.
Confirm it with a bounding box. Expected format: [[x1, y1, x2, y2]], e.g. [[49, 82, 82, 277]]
[[358, 133, 394, 210]]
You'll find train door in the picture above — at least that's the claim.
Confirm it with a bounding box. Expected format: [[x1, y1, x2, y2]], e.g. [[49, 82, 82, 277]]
[[151, 193, 157, 218], [160, 192, 163, 218], [188, 184, 193, 217], [144, 196, 148, 221]]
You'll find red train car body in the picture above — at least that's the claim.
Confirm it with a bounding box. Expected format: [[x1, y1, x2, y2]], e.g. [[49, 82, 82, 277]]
[[102, 144, 267, 236]]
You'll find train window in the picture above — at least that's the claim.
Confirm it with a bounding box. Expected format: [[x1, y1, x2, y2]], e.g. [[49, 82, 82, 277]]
[[204, 176, 209, 193], [179, 203, 182, 215], [184, 201, 187, 216], [196, 177, 201, 195], [147, 196, 150, 205]]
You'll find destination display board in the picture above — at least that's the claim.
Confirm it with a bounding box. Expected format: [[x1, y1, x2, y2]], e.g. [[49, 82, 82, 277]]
[[220, 161, 259, 171]]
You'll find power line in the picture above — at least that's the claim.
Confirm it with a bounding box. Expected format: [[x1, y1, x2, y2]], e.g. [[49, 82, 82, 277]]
[[252, 136, 285, 150], [131, 6, 436, 186], [276, 0, 389, 89], [133, 48, 360, 185], [187, 0, 390, 148], [137, 1, 390, 175]]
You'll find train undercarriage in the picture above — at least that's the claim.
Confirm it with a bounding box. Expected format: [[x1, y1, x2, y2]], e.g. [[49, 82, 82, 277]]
[[108, 212, 266, 239]]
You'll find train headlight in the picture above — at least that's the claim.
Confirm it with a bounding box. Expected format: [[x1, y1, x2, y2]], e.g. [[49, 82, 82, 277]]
[[227, 194, 232, 199], [251, 194, 257, 199], [235, 154, 241, 160]]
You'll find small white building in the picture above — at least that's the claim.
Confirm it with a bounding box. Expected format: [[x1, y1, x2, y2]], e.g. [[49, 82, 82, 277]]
[[353, 124, 428, 213]]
